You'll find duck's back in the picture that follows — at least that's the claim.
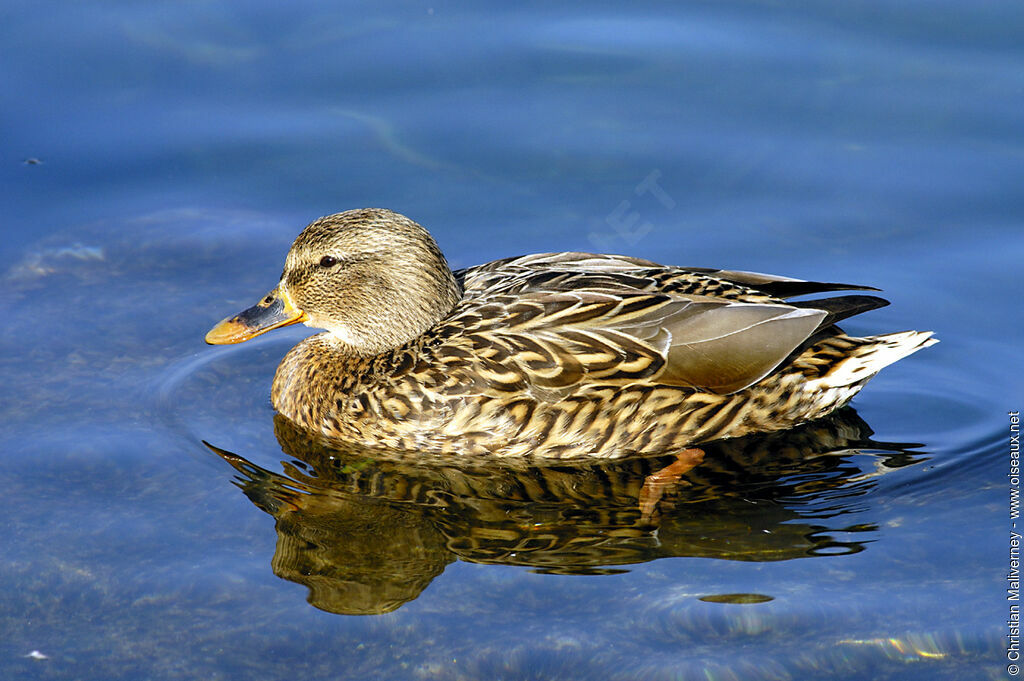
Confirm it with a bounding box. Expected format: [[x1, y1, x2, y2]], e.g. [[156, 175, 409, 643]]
[[445, 252, 877, 395], [270, 253, 931, 458]]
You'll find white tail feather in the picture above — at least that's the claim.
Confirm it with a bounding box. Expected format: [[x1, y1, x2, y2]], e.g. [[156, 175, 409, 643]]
[[819, 331, 937, 388]]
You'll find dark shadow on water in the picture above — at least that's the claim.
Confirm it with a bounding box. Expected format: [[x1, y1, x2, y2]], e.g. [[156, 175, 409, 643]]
[[204, 408, 924, 616]]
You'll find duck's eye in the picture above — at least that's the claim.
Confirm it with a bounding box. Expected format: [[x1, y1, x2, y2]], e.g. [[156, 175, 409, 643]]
[[319, 255, 339, 268]]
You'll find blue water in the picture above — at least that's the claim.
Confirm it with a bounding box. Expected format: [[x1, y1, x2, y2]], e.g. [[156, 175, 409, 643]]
[[2, 2, 1022, 679]]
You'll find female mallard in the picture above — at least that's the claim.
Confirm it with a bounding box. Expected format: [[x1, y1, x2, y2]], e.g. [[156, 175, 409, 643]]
[[206, 208, 935, 459]]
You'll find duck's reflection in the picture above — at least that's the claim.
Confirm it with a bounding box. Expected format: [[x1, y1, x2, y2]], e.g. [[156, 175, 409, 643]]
[[207, 409, 922, 615]]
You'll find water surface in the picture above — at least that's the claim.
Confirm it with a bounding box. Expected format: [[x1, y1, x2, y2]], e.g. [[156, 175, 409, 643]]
[[2, 2, 1021, 679]]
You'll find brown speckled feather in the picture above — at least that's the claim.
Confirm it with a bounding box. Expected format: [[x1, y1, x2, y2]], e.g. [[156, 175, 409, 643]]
[[207, 209, 936, 459]]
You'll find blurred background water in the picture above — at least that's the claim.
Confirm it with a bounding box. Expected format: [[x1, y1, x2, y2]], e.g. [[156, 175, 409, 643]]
[[2, 1, 1022, 679]]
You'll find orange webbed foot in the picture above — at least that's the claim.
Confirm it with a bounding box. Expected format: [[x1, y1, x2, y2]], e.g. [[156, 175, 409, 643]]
[[639, 448, 705, 522]]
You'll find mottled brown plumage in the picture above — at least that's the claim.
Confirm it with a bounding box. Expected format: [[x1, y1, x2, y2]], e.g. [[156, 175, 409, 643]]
[[206, 208, 935, 459]]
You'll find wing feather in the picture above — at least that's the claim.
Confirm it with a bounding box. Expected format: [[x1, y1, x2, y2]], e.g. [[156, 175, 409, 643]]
[[448, 258, 881, 398]]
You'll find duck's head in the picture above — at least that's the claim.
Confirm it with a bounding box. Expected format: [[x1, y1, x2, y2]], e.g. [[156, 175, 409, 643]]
[[205, 208, 462, 355]]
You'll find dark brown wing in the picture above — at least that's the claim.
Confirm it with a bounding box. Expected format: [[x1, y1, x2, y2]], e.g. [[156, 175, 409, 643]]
[[447, 255, 886, 397], [446, 289, 824, 396]]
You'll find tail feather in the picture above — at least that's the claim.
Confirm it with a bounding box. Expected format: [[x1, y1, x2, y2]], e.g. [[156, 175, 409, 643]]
[[820, 331, 937, 388]]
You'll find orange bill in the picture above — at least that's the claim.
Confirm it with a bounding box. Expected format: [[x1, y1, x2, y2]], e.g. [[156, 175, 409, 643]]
[[205, 288, 307, 345]]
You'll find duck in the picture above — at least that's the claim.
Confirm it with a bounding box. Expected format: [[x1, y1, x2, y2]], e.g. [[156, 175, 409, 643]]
[[205, 208, 935, 460]]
